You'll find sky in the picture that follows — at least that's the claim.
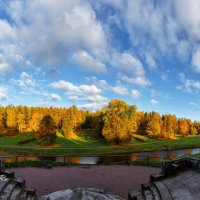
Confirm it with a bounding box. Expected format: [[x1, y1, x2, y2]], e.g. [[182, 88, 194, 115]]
[[1, 0, 200, 120]]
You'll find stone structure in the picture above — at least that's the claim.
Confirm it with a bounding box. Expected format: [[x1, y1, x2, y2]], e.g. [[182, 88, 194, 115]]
[[128, 157, 200, 200], [1, 157, 200, 199]]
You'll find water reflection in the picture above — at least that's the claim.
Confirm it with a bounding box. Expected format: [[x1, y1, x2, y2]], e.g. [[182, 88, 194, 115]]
[[1, 147, 200, 165]]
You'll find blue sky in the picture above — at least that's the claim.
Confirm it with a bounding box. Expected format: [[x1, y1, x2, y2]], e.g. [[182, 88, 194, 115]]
[[1, 0, 200, 120]]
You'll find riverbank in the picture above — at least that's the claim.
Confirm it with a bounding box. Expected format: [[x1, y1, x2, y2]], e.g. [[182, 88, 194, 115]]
[[4, 159, 166, 168], [12, 165, 160, 198], [1, 134, 200, 156]]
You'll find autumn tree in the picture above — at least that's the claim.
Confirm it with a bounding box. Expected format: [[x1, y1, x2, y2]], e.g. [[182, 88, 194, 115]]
[[29, 112, 43, 132], [62, 113, 75, 139], [0, 108, 6, 129], [193, 121, 200, 135], [178, 119, 190, 137], [161, 114, 177, 139], [6, 105, 17, 134], [144, 112, 161, 138], [36, 115, 56, 145], [102, 99, 137, 144], [17, 113, 28, 132], [62, 106, 84, 139]]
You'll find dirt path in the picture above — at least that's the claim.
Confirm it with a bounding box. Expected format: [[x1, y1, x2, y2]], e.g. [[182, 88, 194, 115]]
[[12, 165, 160, 198]]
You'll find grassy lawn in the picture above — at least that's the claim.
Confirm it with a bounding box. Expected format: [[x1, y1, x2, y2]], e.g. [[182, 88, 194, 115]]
[[1, 130, 200, 156]]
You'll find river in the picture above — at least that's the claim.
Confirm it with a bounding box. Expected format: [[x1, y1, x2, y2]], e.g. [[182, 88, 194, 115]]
[[1, 147, 200, 164]]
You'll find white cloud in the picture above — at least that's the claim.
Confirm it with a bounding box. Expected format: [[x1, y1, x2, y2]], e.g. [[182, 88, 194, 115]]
[[83, 95, 106, 102], [0, 0, 108, 75], [18, 72, 35, 87], [112, 53, 150, 87], [69, 96, 80, 101], [119, 73, 151, 87], [78, 102, 106, 111], [86, 76, 109, 90], [0, 63, 12, 73], [131, 89, 141, 99], [0, 19, 16, 41], [176, 73, 200, 93], [51, 81, 79, 92], [174, 0, 200, 40], [79, 84, 101, 95], [124, 0, 175, 54], [192, 48, 200, 73], [112, 85, 128, 96], [145, 53, 157, 69], [52, 80, 101, 95], [151, 99, 159, 105], [73, 51, 107, 73], [113, 53, 144, 75], [0, 88, 8, 100], [51, 93, 61, 101], [52, 80, 106, 104]]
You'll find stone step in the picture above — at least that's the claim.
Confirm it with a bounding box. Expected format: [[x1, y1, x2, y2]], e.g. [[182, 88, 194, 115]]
[[0, 180, 17, 200], [128, 191, 145, 200], [8, 185, 22, 200], [0, 176, 11, 194], [16, 189, 28, 200], [143, 189, 154, 200], [149, 185, 161, 200], [152, 181, 172, 200]]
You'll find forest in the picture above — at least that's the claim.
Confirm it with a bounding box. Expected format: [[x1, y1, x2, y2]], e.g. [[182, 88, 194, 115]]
[[0, 99, 200, 146]]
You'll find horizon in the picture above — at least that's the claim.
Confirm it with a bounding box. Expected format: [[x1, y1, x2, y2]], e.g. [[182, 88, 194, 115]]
[[1, 1, 200, 121]]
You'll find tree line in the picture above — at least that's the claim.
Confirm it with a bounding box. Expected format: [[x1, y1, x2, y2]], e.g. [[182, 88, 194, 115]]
[[0, 99, 200, 145]]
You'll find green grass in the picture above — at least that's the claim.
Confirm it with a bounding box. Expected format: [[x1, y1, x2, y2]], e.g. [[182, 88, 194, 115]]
[[1, 130, 200, 156], [0, 133, 37, 147]]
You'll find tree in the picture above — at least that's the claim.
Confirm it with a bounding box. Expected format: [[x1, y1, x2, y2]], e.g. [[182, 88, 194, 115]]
[[6, 105, 17, 135], [103, 115, 128, 144], [17, 113, 28, 132], [36, 115, 56, 145], [144, 112, 161, 138], [0, 108, 6, 128], [102, 99, 137, 144], [62, 114, 75, 139], [6, 105, 17, 129], [61, 106, 84, 139], [161, 114, 177, 139], [29, 113, 43, 132], [178, 119, 190, 137]]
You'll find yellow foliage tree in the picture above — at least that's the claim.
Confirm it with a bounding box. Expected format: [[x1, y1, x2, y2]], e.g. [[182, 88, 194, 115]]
[[17, 113, 28, 132], [102, 99, 137, 144]]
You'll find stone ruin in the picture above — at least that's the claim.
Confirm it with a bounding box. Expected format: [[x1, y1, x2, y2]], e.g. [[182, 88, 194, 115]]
[[0, 157, 200, 199]]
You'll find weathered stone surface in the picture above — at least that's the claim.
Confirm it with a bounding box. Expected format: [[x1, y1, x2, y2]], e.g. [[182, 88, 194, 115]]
[[41, 188, 125, 200], [41, 189, 74, 200], [0, 170, 37, 200], [129, 158, 200, 200]]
